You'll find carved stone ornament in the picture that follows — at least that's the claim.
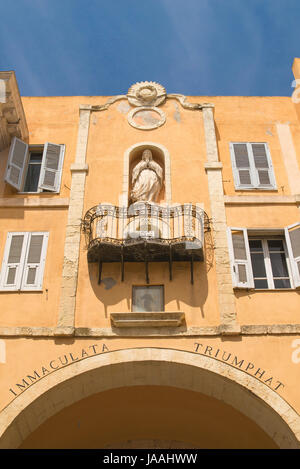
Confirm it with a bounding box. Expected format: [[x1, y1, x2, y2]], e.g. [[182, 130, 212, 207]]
[[127, 106, 166, 130], [127, 81, 166, 107]]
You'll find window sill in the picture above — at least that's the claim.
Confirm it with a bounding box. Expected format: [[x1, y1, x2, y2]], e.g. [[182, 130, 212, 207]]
[[0, 289, 44, 293], [234, 188, 278, 192], [0, 197, 69, 208], [234, 287, 298, 292], [110, 312, 185, 328]]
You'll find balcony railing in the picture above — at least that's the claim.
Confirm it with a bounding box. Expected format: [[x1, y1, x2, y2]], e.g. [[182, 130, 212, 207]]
[[82, 202, 210, 283]]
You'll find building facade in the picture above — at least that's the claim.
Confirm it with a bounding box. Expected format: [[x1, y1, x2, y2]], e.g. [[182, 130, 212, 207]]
[[0, 62, 300, 449]]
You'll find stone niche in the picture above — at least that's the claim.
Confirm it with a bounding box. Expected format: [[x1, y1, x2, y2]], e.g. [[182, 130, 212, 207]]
[[125, 142, 172, 208]]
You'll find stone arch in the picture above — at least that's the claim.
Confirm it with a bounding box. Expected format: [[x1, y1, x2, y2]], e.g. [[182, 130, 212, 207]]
[[122, 142, 171, 206], [0, 348, 299, 448]]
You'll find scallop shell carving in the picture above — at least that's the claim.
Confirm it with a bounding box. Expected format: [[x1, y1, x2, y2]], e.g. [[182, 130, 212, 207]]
[[127, 81, 166, 107]]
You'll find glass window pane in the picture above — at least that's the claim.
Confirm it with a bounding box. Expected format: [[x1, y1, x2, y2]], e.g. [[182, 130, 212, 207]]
[[132, 286, 164, 312], [29, 152, 43, 162], [267, 240, 284, 251], [249, 240, 263, 252], [23, 164, 41, 192], [254, 279, 268, 289], [250, 253, 267, 277], [270, 252, 289, 278], [274, 279, 291, 289]]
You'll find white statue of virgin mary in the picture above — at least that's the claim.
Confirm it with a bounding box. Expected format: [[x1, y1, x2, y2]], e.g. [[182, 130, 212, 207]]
[[131, 149, 163, 203]]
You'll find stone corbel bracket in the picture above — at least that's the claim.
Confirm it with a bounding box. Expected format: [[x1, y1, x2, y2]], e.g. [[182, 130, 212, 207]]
[[0, 71, 28, 151]]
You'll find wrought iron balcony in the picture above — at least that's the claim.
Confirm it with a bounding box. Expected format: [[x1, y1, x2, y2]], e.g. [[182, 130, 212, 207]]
[[82, 202, 210, 283]]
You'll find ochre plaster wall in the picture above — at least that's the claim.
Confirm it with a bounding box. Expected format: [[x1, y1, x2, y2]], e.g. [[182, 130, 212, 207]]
[[0, 336, 299, 413], [0, 208, 67, 327], [0, 95, 298, 328], [0, 87, 300, 449]]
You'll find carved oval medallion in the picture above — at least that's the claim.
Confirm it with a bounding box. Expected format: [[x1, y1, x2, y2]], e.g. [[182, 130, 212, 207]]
[[127, 107, 166, 130]]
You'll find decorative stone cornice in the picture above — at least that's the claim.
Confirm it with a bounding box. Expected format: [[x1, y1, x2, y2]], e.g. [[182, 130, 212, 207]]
[[1, 323, 300, 337], [70, 163, 89, 173], [0, 71, 28, 151], [204, 162, 223, 170], [167, 93, 213, 110], [79, 82, 214, 114], [224, 194, 300, 205], [79, 96, 126, 112]]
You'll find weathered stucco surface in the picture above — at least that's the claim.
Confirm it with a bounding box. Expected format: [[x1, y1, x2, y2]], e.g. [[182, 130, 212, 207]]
[[0, 63, 300, 448]]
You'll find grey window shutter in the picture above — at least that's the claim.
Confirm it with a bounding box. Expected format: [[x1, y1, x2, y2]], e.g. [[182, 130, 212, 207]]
[[285, 223, 300, 288], [5, 137, 29, 190], [21, 232, 49, 290], [0, 233, 28, 290], [230, 143, 253, 188], [251, 143, 276, 188], [38, 143, 64, 192], [227, 228, 254, 288]]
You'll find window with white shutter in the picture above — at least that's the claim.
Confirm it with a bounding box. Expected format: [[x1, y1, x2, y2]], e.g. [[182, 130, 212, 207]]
[[285, 223, 300, 288], [38, 143, 64, 192], [227, 228, 254, 288], [228, 226, 300, 289], [230, 142, 276, 190], [4, 139, 65, 193], [230, 143, 253, 188], [0, 232, 48, 291], [5, 137, 29, 190]]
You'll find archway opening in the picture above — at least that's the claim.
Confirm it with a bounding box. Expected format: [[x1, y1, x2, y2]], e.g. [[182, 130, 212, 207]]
[[1, 349, 299, 449], [19, 385, 278, 449]]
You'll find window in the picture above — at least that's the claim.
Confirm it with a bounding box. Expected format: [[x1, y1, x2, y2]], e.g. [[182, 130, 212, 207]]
[[5, 137, 65, 193], [227, 223, 300, 289], [0, 232, 49, 291], [23, 147, 44, 192], [249, 239, 291, 289], [230, 142, 276, 190], [132, 285, 164, 312]]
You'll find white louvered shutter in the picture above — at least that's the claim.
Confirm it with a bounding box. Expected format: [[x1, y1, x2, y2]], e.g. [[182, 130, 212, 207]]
[[230, 143, 254, 188], [0, 233, 28, 290], [227, 228, 254, 288], [251, 143, 276, 189], [21, 232, 49, 290], [285, 223, 300, 288], [38, 143, 64, 192], [5, 137, 29, 190]]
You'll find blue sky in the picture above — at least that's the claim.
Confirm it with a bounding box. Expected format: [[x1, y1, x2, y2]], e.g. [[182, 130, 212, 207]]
[[0, 0, 299, 97]]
